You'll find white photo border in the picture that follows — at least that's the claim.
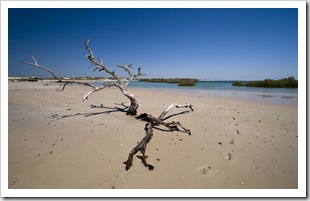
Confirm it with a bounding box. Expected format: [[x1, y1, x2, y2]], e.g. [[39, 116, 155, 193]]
[[1, 0, 306, 198]]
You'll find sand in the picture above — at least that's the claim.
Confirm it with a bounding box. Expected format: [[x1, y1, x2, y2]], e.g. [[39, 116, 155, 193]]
[[7, 81, 298, 190]]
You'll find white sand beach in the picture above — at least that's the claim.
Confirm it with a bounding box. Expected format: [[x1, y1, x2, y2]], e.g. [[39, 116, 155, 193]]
[[8, 81, 298, 189]]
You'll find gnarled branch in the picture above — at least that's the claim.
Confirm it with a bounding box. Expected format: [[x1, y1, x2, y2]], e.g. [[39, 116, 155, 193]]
[[124, 122, 154, 171], [83, 40, 145, 115], [21, 40, 145, 115], [20, 41, 195, 172], [84, 40, 122, 84], [124, 103, 194, 171]]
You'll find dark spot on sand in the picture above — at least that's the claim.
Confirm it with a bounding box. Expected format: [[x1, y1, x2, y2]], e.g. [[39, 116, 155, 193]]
[[198, 165, 212, 175], [217, 142, 222, 145], [223, 153, 232, 160], [12, 179, 19, 185]]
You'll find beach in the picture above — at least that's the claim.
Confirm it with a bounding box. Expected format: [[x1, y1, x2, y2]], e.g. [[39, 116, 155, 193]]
[[8, 81, 298, 189]]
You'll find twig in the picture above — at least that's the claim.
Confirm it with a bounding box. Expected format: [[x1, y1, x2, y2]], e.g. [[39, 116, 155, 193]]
[[20, 57, 96, 92]]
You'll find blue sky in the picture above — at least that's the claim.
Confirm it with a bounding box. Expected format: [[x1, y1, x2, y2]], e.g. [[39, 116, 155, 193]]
[[9, 8, 298, 80]]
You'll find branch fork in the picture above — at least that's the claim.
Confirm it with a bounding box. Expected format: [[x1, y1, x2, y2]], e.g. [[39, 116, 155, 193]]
[[21, 40, 145, 115], [124, 103, 194, 171]]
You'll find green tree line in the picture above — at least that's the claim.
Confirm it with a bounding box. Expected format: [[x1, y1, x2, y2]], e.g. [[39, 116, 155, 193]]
[[232, 77, 298, 88], [138, 78, 199, 86]]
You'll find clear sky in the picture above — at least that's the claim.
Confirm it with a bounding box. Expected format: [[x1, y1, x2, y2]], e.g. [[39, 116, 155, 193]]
[[8, 8, 298, 80]]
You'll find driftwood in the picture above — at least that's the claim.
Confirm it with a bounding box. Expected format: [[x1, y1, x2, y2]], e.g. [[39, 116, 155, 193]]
[[124, 103, 194, 171], [20, 41, 195, 171], [83, 40, 145, 115], [20, 40, 145, 115]]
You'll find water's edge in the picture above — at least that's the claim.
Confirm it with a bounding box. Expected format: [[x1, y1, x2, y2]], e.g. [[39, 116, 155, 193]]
[[96, 81, 298, 104]]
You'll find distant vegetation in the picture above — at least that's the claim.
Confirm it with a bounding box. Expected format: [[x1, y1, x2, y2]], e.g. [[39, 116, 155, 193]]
[[138, 78, 199, 86], [231, 81, 244, 86], [232, 77, 298, 88]]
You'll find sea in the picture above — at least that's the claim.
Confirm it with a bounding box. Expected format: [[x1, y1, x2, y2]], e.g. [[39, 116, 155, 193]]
[[96, 80, 298, 103]]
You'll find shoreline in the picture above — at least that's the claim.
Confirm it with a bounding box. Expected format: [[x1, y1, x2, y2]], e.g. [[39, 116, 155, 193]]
[[8, 80, 298, 105], [8, 81, 298, 189]]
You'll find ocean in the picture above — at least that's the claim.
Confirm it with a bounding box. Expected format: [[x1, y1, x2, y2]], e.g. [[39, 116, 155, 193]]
[[97, 81, 298, 103]]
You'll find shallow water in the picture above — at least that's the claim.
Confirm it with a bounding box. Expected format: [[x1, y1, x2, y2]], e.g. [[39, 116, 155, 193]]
[[95, 81, 298, 104]]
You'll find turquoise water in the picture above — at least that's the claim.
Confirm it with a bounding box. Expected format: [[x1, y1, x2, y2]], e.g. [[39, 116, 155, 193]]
[[97, 81, 298, 103]]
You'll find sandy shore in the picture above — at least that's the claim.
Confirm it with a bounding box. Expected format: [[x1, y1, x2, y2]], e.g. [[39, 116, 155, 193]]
[[8, 81, 298, 190]]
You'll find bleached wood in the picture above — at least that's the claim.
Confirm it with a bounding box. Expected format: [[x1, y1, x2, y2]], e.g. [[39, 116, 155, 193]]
[[159, 103, 194, 120], [83, 40, 145, 115], [20, 41, 195, 172], [21, 40, 145, 115], [20, 58, 96, 91]]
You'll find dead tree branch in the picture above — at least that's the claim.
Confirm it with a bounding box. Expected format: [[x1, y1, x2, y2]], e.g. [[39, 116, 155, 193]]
[[83, 40, 145, 115], [20, 56, 97, 91], [83, 81, 120, 101], [21, 40, 145, 115], [124, 103, 194, 171], [117, 64, 146, 87], [159, 103, 194, 120], [20, 41, 195, 172], [124, 122, 155, 171]]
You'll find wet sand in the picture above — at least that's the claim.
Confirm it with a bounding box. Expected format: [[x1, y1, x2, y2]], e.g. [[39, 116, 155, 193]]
[[8, 81, 298, 190]]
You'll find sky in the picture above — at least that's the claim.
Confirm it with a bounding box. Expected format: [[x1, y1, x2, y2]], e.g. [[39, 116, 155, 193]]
[[8, 8, 298, 80]]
